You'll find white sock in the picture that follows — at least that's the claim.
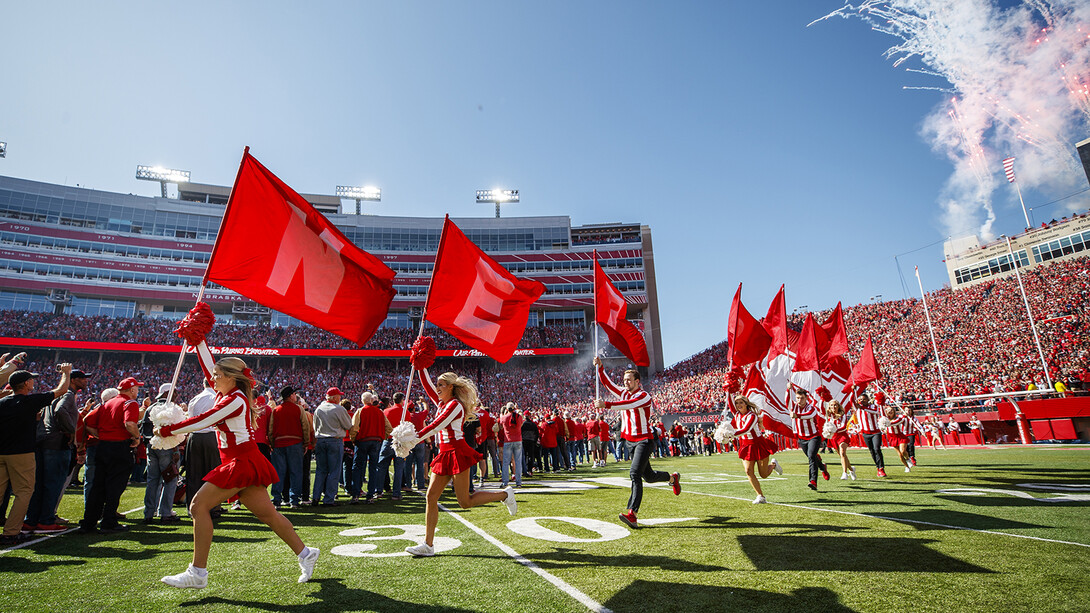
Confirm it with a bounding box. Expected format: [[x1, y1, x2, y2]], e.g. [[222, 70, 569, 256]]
[[298, 546, 312, 560], [189, 564, 208, 577]]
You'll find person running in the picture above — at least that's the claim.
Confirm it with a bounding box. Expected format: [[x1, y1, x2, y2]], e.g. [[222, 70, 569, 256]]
[[882, 406, 913, 473], [728, 395, 781, 504], [405, 369, 517, 557], [790, 388, 830, 491], [593, 357, 680, 528], [157, 320, 318, 589], [824, 400, 855, 481], [854, 393, 887, 477]]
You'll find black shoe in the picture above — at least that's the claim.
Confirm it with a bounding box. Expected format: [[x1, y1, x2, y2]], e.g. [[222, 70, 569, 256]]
[[100, 524, 129, 533], [0, 533, 29, 546], [161, 515, 182, 524], [76, 524, 99, 534], [142, 517, 155, 525]]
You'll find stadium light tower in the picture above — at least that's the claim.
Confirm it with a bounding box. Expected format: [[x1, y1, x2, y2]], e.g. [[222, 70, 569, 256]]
[[336, 185, 381, 215], [136, 165, 190, 197], [870, 294, 882, 302], [0, 141, 6, 158], [476, 188, 519, 218]]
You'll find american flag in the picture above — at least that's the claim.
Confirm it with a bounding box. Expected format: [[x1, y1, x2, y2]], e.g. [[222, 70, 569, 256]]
[[1002, 157, 1016, 183]]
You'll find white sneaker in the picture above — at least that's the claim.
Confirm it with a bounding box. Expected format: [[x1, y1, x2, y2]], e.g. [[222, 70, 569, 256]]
[[753, 495, 767, 504], [161, 565, 207, 589], [770, 457, 783, 475], [849, 468, 856, 481], [905, 466, 911, 473], [503, 486, 518, 516], [405, 543, 435, 557], [840, 472, 848, 480], [297, 547, 319, 583]]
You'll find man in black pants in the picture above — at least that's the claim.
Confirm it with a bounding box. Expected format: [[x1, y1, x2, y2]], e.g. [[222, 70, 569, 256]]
[[594, 357, 680, 528], [855, 393, 886, 477], [81, 376, 143, 533], [790, 388, 829, 491]]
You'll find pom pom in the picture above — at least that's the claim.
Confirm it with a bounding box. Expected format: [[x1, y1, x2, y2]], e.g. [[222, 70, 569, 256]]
[[822, 420, 837, 439], [877, 416, 891, 432], [723, 367, 744, 394], [390, 422, 419, 458], [149, 401, 188, 450], [410, 336, 437, 371], [713, 421, 736, 444], [874, 391, 887, 406], [816, 386, 832, 402], [174, 302, 216, 345]]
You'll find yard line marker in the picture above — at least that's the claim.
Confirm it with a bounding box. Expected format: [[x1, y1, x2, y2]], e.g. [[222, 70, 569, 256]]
[[438, 502, 612, 613], [1, 505, 145, 554]]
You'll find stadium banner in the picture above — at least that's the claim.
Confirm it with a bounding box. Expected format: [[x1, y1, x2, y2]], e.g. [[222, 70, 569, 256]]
[[0, 337, 574, 358], [661, 412, 721, 430]]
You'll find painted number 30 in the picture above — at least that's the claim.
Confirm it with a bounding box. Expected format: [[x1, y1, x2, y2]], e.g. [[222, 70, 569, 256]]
[[330, 525, 462, 557]]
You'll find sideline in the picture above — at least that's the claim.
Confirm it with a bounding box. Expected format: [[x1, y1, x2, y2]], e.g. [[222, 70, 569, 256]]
[[437, 501, 612, 613], [1, 504, 146, 555]]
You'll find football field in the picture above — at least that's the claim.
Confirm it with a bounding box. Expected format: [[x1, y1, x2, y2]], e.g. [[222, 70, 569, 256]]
[[3, 445, 1089, 612]]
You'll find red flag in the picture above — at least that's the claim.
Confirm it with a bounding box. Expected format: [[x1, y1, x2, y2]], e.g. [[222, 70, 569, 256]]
[[843, 335, 882, 391], [743, 365, 794, 437], [793, 313, 821, 372], [820, 302, 849, 362], [763, 285, 788, 360], [425, 217, 545, 363], [728, 284, 772, 367], [595, 252, 649, 366], [205, 150, 396, 346]]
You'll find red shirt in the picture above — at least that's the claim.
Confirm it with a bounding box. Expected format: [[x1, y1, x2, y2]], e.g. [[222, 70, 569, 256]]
[[539, 419, 558, 448], [253, 403, 271, 446], [406, 407, 429, 431], [354, 404, 387, 441], [478, 410, 496, 441], [91, 396, 140, 442], [385, 404, 405, 430], [271, 400, 308, 448], [500, 412, 523, 443]]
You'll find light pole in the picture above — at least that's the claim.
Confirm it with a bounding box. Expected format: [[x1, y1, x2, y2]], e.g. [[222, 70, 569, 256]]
[[0, 141, 6, 158], [136, 165, 190, 197], [336, 185, 381, 215], [476, 189, 519, 218]]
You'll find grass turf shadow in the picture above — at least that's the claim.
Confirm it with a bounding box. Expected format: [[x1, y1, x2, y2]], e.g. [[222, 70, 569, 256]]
[[177, 577, 478, 612], [524, 546, 729, 573], [737, 535, 993, 573], [604, 579, 858, 613], [875, 509, 1047, 530]]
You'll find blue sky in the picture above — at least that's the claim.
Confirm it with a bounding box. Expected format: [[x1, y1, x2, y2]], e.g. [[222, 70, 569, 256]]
[[3, 2, 1088, 366]]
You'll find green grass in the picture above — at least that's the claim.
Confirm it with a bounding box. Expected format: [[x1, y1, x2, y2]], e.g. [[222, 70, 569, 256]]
[[3, 445, 1089, 612]]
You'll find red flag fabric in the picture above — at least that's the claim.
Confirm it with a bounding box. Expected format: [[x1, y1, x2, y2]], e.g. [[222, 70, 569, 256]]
[[425, 217, 545, 363], [763, 285, 788, 360], [728, 284, 772, 367], [743, 364, 794, 437], [792, 313, 821, 372], [595, 252, 649, 366], [205, 150, 396, 347], [820, 302, 849, 362], [843, 335, 882, 392]]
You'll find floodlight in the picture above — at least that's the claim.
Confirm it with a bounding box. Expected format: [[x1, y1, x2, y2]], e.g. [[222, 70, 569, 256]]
[[136, 165, 191, 197], [0, 141, 6, 158], [337, 185, 381, 214], [476, 189, 520, 217]]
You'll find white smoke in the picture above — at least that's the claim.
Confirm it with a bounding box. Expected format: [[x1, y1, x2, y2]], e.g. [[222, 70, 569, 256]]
[[812, 1, 1090, 240]]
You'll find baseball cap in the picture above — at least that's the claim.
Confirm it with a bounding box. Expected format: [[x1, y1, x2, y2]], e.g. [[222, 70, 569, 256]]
[[8, 370, 39, 388], [157, 383, 173, 399], [70, 369, 93, 379], [326, 387, 345, 397], [118, 377, 146, 391], [280, 385, 296, 400]]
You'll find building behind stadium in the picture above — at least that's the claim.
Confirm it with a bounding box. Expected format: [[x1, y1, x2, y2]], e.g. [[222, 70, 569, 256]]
[[0, 174, 665, 372]]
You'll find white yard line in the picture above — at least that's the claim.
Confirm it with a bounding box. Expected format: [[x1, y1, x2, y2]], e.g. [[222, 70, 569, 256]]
[[437, 502, 612, 613], [1, 504, 144, 555]]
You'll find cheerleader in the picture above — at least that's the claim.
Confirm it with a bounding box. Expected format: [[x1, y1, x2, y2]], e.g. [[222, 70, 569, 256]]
[[854, 393, 887, 477], [926, 416, 947, 449], [790, 388, 830, 491], [157, 339, 318, 589], [882, 407, 913, 472], [729, 396, 782, 504], [823, 400, 855, 480], [903, 406, 923, 466], [405, 369, 516, 557]]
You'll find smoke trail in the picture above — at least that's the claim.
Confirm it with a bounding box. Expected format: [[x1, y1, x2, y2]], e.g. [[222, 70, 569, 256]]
[[812, 1, 1090, 240]]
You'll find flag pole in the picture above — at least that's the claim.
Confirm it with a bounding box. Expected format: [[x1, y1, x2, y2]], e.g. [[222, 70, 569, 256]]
[[1014, 180, 1030, 228], [593, 250, 600, 402], [1003, 236, 1052, 389], [914, 266, 949, 399], [165, 147, 250, 403], [401, 215, 450, 422]]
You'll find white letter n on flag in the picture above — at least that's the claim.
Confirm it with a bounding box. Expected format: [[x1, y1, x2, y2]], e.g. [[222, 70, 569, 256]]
[[267, 204, 346, 313], [453, 258, 516, 344]]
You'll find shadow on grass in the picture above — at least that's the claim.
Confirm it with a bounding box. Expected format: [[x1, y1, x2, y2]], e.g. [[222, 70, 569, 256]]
[[936, 495, 1090, 508], [876, 509, 1046, 530], [524, 546, 729, 572], [604, 580, 858, 612], [737, 535, 993, 573], [697, 516, 868, 535], [0, 557, 85, 574], [178, 577, 477, 612]]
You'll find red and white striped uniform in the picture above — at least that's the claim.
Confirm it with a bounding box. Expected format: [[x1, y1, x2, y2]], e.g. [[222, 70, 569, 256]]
[[732, 411, 761, 443], [792, 400, 821, 439], [829, 413, 851, 434], [597, 365, 653, 442], [416, 370, 468, 446], [855, 404, 883, 434], [886, 415, 909, 436], [161, 341, 253, 448]]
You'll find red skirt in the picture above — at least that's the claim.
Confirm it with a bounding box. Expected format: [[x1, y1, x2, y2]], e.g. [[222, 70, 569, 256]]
[[737, 436, 779, 461], [886, 433, 908, 447], [205, 441, 279, 489], [430, 439, 484, 476], [829, 432, 850, 449]]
